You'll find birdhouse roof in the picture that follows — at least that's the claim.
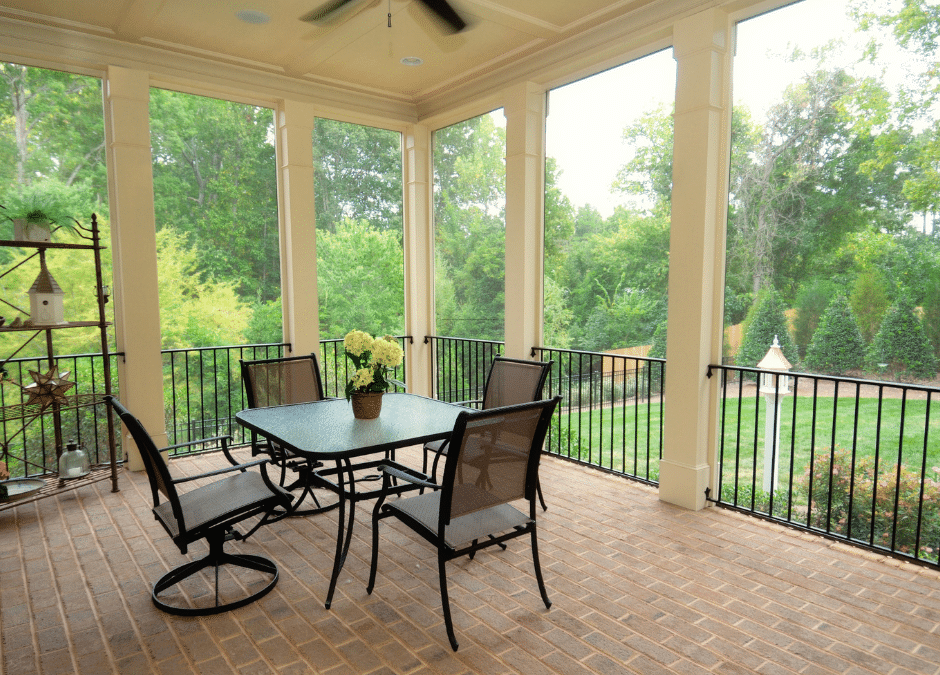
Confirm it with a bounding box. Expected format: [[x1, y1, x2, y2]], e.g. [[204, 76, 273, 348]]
[[757, 336, 792, 371], [29, 263, 64, 295]]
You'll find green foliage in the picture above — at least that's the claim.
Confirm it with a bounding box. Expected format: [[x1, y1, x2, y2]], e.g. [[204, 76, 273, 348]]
[[314, 118, 403, 233], [150, 88, 279, 303], [244, 298, 283, 345], [850, 267, 890, 344], [0, 178, 88, 227], [736, 289, 799, 368], [922, 267, 940, 359], [155, 228, 251, 349], [433, 113, 506, 340], [866, 295, 936, 379], [542, 276, 572, 349], [804, 295, 865, 375], [316, 219, 404, 339], [805, 447, 940, 561], [793, 280, 841, 357]]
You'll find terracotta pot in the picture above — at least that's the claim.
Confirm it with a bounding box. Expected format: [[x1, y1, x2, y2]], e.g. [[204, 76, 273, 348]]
[[351, 391, 383, 419]]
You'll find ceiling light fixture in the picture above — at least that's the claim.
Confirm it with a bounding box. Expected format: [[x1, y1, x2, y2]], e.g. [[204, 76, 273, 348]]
[[401, 56, 423, 66], [236, 10, 270, 24]]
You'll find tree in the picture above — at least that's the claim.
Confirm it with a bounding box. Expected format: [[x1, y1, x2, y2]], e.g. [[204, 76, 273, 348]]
[[313, 118, 403, 233], [433, 113, 507, 340], [155, 228, 251, 349], [736, 289, 799, 368], [804, 295, 865, 375], [850, 267, 890, 344], [866, 294, 936, 379], [316, 219, 404, 339], [793, 280, 841, 358], [149, 89, 280, 303]]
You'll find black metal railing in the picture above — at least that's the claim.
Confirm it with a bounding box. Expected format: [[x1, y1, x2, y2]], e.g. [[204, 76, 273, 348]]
[[162, 343, 290, 454], [535, 346, 665, 484], [0, 351, 119, 478], [425, 335, 502, 404], [161, 338, 411, 457], [708, 364, 940, 569]]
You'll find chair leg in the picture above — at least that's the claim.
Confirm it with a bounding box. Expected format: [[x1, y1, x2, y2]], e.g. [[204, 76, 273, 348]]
[[438, 551, 459, 651], [529, 525, 551, 610], [536, 477, 547, 511]]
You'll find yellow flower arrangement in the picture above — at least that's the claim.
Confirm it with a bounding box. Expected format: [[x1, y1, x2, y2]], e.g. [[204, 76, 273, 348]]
[[343, 330, 404, 399]]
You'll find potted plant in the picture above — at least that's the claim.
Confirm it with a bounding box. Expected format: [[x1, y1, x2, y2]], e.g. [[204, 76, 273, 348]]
[[343, 330, 405, 419], [1, 180, 78, 242]]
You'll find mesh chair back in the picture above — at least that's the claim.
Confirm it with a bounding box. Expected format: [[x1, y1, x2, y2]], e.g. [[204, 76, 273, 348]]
[[105, 396, 184, 522], [481, 358, 552, 410], [442, 398, 559, 522], [241, 354, 325, 408]]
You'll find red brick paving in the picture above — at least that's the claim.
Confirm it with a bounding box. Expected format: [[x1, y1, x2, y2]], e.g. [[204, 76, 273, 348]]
[[1, 447, 939, 674]]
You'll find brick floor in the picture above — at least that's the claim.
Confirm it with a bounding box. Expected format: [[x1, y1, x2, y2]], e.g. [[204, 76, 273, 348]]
[[2, 447, 939, 675]]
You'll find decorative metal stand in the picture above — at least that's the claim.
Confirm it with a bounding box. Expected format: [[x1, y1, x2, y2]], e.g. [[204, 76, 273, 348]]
[[0, 214, 119, 507]]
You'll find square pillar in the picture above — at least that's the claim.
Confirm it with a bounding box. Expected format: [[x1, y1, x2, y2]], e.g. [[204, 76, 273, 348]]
[[659, 8, 733, 510], [104, 66, 166, 470], [503, 82, 546, 360], [402, 124, 434, 397], [276, 100, 320, 355]]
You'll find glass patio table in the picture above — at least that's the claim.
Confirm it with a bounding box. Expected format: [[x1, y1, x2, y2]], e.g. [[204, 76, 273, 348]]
[[235, 392, 466, 608]]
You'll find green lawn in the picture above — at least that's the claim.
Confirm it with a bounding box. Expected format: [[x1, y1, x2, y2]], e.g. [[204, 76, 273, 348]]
[[545, 394, 940, 489]]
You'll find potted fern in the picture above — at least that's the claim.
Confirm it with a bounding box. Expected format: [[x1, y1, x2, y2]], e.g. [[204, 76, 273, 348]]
[[1, 180, 77, 242]]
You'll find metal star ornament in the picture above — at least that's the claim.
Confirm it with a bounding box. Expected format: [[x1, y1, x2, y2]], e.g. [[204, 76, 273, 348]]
[[19, 367, 76, 410]]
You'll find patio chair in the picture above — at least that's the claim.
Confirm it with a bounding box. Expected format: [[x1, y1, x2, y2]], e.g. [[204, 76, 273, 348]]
[[367, 396, 561, 651], [423, 356, 553, 509], [105, 396, 291, 616], [240, 353, 338, 515]]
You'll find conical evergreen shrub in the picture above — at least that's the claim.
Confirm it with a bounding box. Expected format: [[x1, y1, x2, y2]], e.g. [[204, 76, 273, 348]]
[[866, 295, 936, 379], [803, 295, 865, 375], [736, 289, 799, 368]]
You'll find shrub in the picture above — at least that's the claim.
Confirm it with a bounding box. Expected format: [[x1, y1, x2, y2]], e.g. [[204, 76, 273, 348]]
[[793, 280, 841, 358], [850, 268, 889, 344], [866, 295, 936, 379], [803, 295, 865, 375], [736, 289, 799, 368], [805, 447, 940, 562]]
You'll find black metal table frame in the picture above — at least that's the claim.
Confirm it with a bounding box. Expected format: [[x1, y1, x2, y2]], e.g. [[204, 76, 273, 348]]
[[235, 393, 466, 609]]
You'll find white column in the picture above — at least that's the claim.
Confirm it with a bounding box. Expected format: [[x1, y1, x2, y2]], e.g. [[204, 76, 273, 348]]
[[503, 82, 546, 360], [103, 66, 164, 470], [402, 124, 435, 397], [276, 100, 320, 355], [659, 8, 733, 510]]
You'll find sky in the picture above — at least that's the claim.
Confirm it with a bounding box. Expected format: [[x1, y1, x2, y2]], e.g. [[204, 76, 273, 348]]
[[544, 0, 865, 218]]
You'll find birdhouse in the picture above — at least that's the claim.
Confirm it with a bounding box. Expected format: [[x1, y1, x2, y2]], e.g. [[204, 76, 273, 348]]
[[757, 336, 792, 395], [28, 258, 66, 325]]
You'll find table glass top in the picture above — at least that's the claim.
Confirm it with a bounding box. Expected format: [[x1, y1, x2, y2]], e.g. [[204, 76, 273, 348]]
[[235, 393, 467, 459]]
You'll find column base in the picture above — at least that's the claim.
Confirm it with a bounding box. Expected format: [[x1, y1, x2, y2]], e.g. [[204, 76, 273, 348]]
[[658, 459, 710, 511]]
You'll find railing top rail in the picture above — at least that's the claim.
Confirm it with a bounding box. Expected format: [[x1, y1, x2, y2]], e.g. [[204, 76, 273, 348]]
[[423, 335, 503, 346], [162, 342, 290, 356], [321, 335, 413, 345], [708, 362, 940, 395], [534, 345, 666, 364]]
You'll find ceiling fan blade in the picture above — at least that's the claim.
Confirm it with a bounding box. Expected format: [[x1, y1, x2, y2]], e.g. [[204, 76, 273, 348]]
[[300, 0, 358, 23], [415, 0, 466, 34]]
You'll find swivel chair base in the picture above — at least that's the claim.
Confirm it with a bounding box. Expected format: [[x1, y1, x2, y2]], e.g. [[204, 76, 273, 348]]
[[152, 534, 279, 617]]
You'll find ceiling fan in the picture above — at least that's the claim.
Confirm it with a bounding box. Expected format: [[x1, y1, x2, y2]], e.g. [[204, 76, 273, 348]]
[[300, 0, 467, 34]]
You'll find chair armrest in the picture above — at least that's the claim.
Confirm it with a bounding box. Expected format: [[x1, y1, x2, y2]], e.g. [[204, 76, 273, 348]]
[[161, 435, 242, 467], [378, 463, 438, 490], [171, 457, 270, 485], [455, 398, 483, 408]]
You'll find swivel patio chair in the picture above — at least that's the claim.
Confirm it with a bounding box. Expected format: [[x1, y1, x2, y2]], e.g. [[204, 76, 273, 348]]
[[240, 353, 338, 515], [423, 356, 553, 508], [368, 396, 561, 651], [106, 396, 292, 616]]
